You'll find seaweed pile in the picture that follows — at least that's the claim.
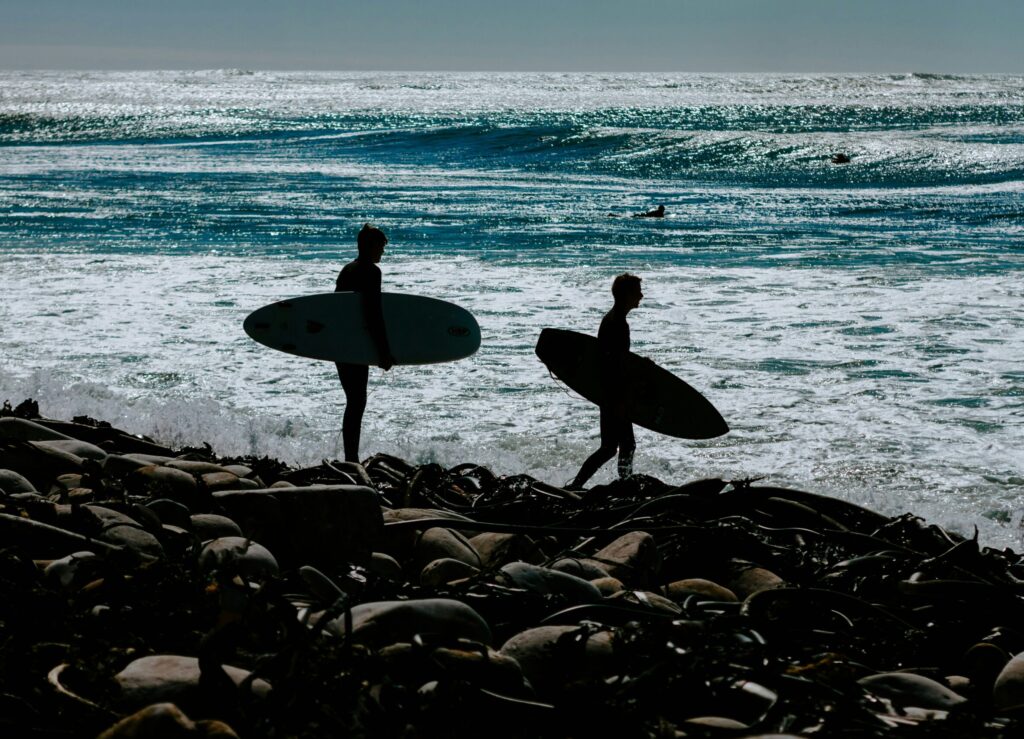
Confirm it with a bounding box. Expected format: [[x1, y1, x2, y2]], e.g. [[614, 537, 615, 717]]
[[2, 398, 1024, 738]]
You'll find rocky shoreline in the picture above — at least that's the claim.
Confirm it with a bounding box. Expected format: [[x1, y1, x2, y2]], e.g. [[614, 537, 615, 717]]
[[2, 399, 1024, 738]]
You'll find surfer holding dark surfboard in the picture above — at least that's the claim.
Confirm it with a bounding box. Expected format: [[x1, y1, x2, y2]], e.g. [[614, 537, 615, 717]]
[[334, 224, 395, 462], [568, 274, 643, 488]]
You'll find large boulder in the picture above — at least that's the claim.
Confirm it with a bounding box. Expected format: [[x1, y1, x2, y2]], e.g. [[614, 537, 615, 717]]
[[213, 485, 382, 568]]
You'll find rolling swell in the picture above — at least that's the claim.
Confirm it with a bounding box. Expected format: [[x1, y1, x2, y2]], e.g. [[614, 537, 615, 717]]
[[5, 108, 1022, 189], [300, 120, 1024, 189]]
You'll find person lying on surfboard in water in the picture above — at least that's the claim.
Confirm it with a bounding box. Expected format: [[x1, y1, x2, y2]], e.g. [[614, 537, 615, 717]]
[[335, 223, 395, 462], [568, 273, 643, 489], [632, 204, 665, 218]]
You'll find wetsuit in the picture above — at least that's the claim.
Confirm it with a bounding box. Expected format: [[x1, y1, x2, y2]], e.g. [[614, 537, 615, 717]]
[[335, 258, 390, 462], [572, 306, 635, 486]]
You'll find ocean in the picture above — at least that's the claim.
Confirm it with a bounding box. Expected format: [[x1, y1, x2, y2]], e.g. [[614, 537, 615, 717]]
[[1, 71, 1021, 546]]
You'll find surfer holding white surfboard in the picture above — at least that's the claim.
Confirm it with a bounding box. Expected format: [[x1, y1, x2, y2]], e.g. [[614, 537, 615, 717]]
[[334, 223, 395, 463], [243, 223, 482, 464]]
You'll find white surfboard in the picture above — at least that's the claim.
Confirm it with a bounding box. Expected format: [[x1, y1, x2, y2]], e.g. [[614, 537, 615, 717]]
[[243, 292, 481, 365]]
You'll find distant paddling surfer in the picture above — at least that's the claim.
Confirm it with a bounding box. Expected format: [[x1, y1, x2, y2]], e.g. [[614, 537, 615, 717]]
[[569, 273, 643, 488], [633, 204, 665, 218], [335, 223, 395, 462]]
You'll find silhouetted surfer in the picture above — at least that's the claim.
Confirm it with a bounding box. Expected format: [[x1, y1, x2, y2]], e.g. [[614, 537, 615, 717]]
[[633, 204, 665, 218], [569, 274, 643, 488], [335, 223, 395, 462]]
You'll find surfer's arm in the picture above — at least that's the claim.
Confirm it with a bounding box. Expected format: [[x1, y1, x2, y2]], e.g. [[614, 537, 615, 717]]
[[597, 323, 630, 415], [363, 273, 394, 370]]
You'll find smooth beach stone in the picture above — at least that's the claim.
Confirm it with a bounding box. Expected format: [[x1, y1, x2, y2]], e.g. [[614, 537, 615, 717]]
[[7, 492, 46, 502], [165, 459, 232, 475], [947, 675, 972, 692], [97, 702, 240, 739], [730, 567, 786, 600], [858, 672, 967, 710], [66, 487, 95, 503], [44, 550, 102, 590], [0, 441, 84, 487], [382, 507, 472, 525], [52, 473, 84, 494], [199, 537, 279, 579], [413, 527, 481, 571], [420, 557, 479, 587], [114, 655, 271, 711], [0, 511, 120, 558], [51, 502, 127, 535], [200, 471, 243, 493], [964, 641, 1011, 691], [161, 524, 195, 552], [190, 513, 242, 541], [123, 453, 175, 466], [127, 466, 200, 507], [584, 531, 660, 587], [0, 468, 36, 494], [85, 504, 145, 528], [102, 454, 153, 476], [993, 651, 1024, 711], [607, 590, 682, 615], [147, 498, 193, 529], [379, 641, 525, 693], [213, 485, 382, 568], [100, 524, 164, 559], [499, 625, 615, 694], [591, 576, 625, 596], [31, 438, 108, 462], [469, 532, 545, 568], [379, 507, 472, 559], [684, 717, 749, 729], [663, 578, 738, 603], [549, 557, 610, 580], [0, 416, 72, 442], [325, 598, 492, 647], [269, 480, 295, 488], [367, 552, 404, 581], [496, 562, 602, 603], [221, 464, 253, 479]]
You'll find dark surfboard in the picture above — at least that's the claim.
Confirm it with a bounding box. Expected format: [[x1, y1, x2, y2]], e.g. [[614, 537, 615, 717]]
[[535, 328, 728, 440]]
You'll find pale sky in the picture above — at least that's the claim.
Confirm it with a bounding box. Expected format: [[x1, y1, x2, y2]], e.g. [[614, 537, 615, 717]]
[[1, 0, 1022, 72]]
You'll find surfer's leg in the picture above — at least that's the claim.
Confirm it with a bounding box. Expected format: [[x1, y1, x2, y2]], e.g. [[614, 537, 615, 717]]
[[571, 446, 616, 488], [569, 408, 618, 488], [617, 422, 635, 479], [337, 362, 369, 462]]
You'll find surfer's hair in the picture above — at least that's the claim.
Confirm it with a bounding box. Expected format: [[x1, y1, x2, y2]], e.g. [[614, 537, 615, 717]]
[[357, 223, 388, 255], [612, 273, 642, 299]]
